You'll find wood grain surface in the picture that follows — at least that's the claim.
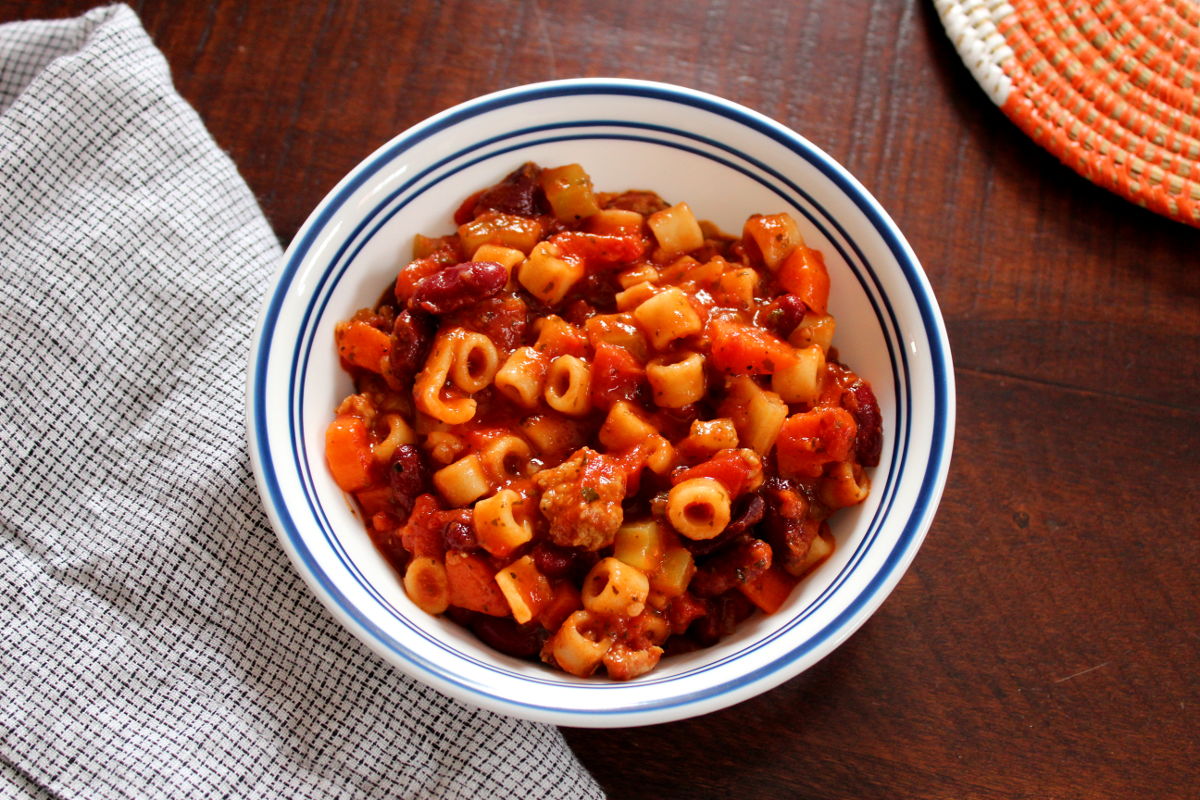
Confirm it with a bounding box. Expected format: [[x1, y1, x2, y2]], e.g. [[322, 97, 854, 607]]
[[4, 1, 1196, 798]]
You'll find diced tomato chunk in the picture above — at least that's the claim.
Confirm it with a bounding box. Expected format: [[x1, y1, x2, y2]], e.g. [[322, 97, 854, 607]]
[[589, 342, 646, 410], [449, 295, 528, 351], [667, 592, 708, 635], [672, 448, 759, 497], [399, 494, 445, 559], [775, 407, 858, 478], [551, 231, 647, 267], [707, 317, 796, 375], [445, 551, 509, 617]]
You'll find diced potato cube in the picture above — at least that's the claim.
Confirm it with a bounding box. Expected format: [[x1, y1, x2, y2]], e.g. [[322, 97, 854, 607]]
[[458, 212, 544, 254], [648, 202, 705, 254], [541, 163, 601, 222], [720, 376, 788, 456], [433, 453, 491, 506], [519, 414, 585, 460], [586, 207, 644, 235], [614, 520, 666, 573], [650, 547, 695, 598], [788, 313, 837, 353], [617, 264, 659, 289]]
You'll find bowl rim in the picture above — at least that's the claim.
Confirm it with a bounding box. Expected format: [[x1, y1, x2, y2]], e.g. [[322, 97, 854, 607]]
[[246, 77, 956, 727]]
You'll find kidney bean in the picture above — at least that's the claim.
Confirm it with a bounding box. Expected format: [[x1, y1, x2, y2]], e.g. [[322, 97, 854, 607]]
[[602, 190, 669, 216], [762, 294, 807, 338], [689, 537, 772, 598], [409, 261, 507, 314], [761, 480, 819, 574], [387, 444, 429, 518], [390, 310, 434, 382], [532, 541, 597, 582], [844, 379, 883, 467], [563, 299, 596, 327], [727, 493, 765, 534], [531, 541, 573, 579], [471, 162, 547, 218], [655, 403, 701, 440], [688, 592, 756, 647], [441, 516, 478, 552], [470, 615, 546, 659]]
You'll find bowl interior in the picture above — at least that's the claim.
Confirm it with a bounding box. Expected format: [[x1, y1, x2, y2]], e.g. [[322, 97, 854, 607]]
[[250, 80, 953, 726]]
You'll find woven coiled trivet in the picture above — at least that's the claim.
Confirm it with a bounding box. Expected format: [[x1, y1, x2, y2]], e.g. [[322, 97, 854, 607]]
[[935, 0, 1200, 227]]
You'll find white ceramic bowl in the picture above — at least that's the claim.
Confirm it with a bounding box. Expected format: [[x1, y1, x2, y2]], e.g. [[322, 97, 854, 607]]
[[246, 78, 955, 727]]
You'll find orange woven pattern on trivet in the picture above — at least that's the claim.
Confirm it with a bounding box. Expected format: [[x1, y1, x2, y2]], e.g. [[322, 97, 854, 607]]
[[936, 0, 1200, 227]]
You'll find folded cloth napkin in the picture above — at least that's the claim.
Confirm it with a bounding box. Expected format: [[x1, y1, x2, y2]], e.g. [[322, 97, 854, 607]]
[[0, 6, 603, 798]]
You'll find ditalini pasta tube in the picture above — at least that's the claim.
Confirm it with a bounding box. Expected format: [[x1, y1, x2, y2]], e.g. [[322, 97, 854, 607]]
[[667, 478, 732, 540]]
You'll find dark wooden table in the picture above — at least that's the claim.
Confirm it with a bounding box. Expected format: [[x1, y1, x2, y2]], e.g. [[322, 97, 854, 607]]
[[7, 1, 1197, 797]]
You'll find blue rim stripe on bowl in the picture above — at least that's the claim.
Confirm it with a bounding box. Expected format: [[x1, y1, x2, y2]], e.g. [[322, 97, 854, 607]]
[[249, 79, 952, 720], [290, 129, 911, 688]]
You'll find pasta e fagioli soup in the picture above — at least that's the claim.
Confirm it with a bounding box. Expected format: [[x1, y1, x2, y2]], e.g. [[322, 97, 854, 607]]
[[325, 162, 882, 681]]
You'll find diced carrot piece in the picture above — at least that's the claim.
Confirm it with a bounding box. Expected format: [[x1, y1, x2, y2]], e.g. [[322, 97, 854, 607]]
[[445, 551, 509, 617], [738, 565, 800, 613], [325, 414, 376, 492], [775, 407, 857, 478], [777, 247, 830, 315], [537, 581, 582, 632], [707, 317, 796, 375], [335, 320, 392, 374], [354, 486, 394, 517]]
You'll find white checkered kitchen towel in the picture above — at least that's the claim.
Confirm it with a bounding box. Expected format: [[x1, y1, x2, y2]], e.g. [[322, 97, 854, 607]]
[[0, 6, 602, 798]]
